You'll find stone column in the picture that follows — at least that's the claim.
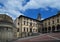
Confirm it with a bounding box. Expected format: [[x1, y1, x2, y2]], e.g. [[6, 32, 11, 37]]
[[47, 28, 48, 33], [40, 28, 42, 33], [51, 27, 52, 33], [55, 26, 57, 32], [43, 28, 44, 33]]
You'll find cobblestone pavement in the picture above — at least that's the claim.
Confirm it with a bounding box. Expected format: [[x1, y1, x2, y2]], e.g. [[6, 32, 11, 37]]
[[12, 33, 60, 42]]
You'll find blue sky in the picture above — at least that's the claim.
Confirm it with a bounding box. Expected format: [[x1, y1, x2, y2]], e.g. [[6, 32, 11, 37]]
[[0, 0, 60, 20]]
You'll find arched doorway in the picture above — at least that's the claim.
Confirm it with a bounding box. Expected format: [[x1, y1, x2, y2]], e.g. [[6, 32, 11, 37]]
[[52, 26, 55, 33], [57, 25, 60, 32], [44, 27, 47, 33], [38, 28, 41, 33], [48, 27, 51, 33], [42, 28, 44, 33], [42, 27, 47, 33]]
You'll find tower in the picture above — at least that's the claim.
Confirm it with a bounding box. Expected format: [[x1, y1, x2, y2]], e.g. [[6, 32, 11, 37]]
[[57, 11, 60, 14], [37, 13, 41, 21]]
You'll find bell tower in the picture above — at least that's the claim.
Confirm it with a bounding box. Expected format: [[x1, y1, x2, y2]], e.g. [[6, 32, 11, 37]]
[[57, 11, 60, 14], [37, 13, 41, 21]]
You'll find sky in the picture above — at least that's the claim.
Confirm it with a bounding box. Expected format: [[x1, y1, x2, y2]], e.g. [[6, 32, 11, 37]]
[[0, 0, 60, 20]]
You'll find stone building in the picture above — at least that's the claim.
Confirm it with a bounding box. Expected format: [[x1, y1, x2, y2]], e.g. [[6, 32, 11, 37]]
[[14, 11, 60, 38], [41, 12, 60, 33], [14, 15, 41, 38], [0, 14, 17, 42]]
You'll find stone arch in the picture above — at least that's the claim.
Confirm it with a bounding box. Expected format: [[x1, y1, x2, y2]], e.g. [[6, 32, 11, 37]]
[[42, 28, 44, 33], [44, 27, 47, 33], [48, 26, 51, 33], [57, 25, 60, 32], [52, 26, 55, 33]]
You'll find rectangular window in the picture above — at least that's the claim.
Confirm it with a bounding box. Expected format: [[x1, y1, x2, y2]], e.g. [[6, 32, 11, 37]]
[[18, 23, 19, 25], [48, 22, 50, 25], [24, 27, 25, 32], [24, 21, 25, 25], [27, 22, 28, 26], [17, 28, 19, 32], [27, 28, 28, 32], [7, 28, 8, 30], [52, 21, 54, 24], [45, 23, 47, 26], [30, 22, 32, 26], [57, 19, 59, 23], [30, 28, 32, 32]]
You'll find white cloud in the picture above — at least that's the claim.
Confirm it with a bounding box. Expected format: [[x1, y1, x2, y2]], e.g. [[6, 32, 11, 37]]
[[0, 0, 60, 19], [41, 18, 44, 20], [24, 0, 60, 10], [0, 0, 25, 19]]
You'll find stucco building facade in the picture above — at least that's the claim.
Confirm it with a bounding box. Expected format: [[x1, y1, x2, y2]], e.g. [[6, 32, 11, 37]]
[[41, 12, 60, 33], [15, 12, 60, 38], [14, 15, 41, 38], [0, 11, 60, 42]]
